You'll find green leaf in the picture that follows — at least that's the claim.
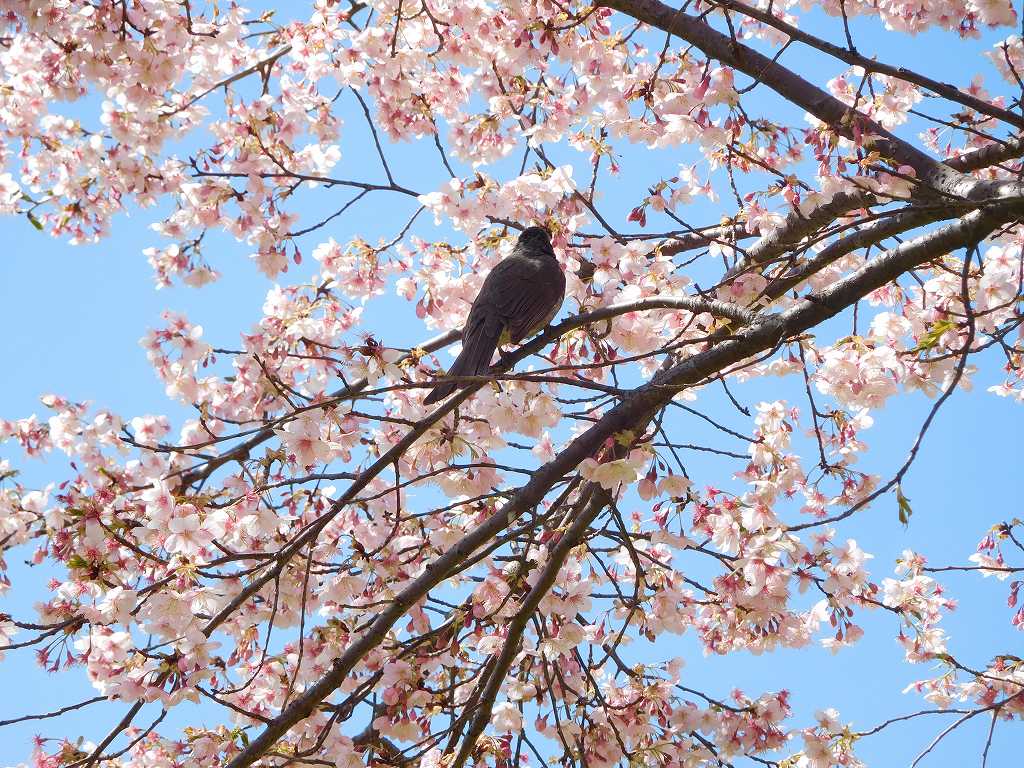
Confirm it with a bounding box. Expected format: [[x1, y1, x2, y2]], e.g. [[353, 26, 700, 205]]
[[26, 211, 43, 231], [613, 429, 636, 447], [67, 554, 89, 569], [913, 319, 956, 353], [896, 485, 913, 526]]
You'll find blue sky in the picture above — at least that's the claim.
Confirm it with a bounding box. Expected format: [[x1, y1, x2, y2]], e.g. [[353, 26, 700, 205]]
[[0, 4, 1021, 766]]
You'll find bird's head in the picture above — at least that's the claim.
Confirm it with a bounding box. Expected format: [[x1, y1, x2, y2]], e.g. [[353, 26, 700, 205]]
[[518, 225, 554, 253]]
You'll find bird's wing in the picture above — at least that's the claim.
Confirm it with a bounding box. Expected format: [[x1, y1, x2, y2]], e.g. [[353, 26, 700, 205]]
[[472, 257, 565, 343]]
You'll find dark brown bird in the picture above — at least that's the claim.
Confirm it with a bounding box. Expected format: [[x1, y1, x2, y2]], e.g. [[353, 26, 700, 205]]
[[423, 226, 565, 404]]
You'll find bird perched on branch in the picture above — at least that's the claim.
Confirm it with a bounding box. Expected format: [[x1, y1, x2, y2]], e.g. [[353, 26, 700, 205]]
[[423, 226, 566, 405]]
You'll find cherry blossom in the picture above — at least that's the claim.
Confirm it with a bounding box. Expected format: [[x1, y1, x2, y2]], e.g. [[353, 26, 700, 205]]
[[0, 1, 1022, 767]]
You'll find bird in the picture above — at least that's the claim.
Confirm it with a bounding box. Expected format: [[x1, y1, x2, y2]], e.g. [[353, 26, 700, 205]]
[[423, 226, 566, 405]]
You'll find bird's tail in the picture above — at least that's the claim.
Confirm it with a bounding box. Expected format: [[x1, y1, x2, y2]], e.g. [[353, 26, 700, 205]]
[[423, 320, 502, 405]]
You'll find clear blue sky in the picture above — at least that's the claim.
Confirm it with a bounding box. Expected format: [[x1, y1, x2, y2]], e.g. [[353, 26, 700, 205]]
[[0, 5, 1020, 766]]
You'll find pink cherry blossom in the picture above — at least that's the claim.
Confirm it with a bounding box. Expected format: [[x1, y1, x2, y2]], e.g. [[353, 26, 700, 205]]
[[0, 2, 1021, 767]]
